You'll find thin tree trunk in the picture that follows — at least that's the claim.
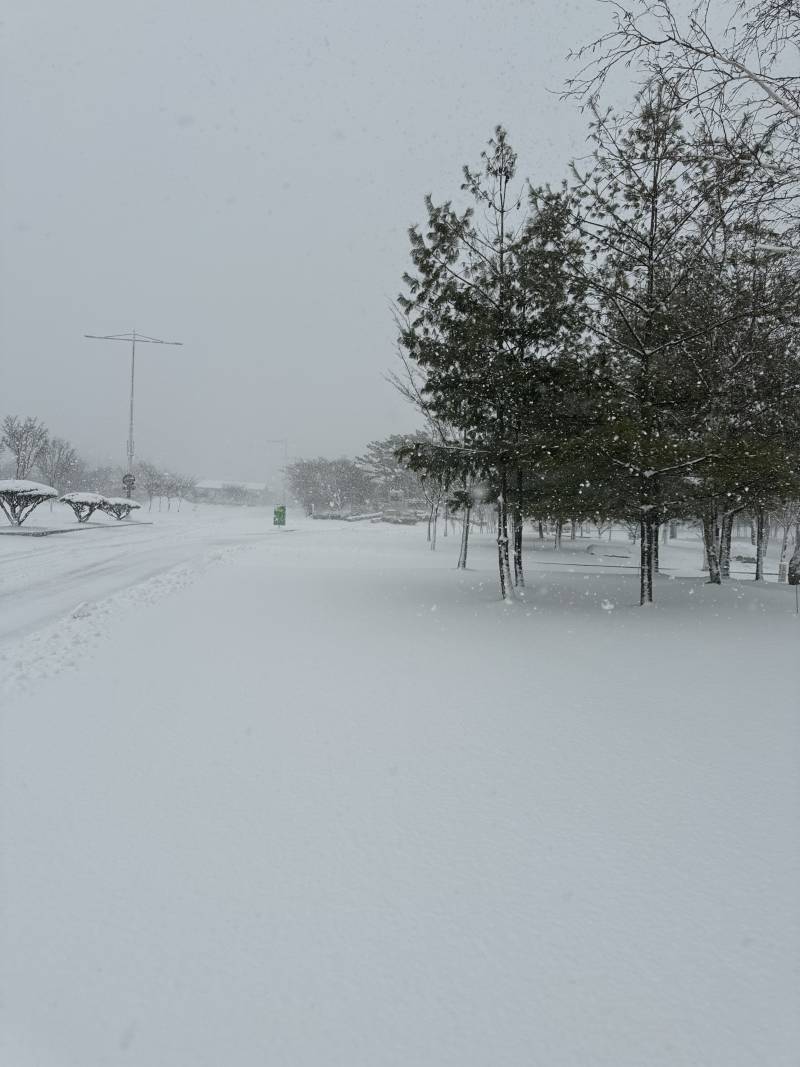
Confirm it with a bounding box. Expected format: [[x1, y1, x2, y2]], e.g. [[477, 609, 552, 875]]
[[701, 504, 719, 572], [653, 520, 660, 573], [497, 477, 513, 601], [755, 506, 768, 581], [442, 500, 448, 536], [778, 521, 791, 575], [513, 470, 524, 587], [719, 513, 733, 579], [553, 518, 562, 551], [701, 508, 714, 574], [430, 504, 439, 550], [457, 505, 471, 569], [719, 508, 742, 579], [513, 513, 524, 587], [703, 511, 722, 584], [639, 514, 654, 605], [497, 501, 507, 600]]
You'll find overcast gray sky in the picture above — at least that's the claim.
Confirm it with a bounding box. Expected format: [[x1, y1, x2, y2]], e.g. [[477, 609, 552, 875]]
[[1, 0, 614, 483]]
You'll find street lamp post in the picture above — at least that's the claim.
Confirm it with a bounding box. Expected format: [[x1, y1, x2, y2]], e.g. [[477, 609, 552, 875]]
[[85, 330, 183, 497]]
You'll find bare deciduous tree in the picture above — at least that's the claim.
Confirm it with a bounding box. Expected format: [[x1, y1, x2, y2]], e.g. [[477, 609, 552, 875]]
[[568, 0, 800, 208], [2, 416, 49, 479], [38, 436, 80, 492]]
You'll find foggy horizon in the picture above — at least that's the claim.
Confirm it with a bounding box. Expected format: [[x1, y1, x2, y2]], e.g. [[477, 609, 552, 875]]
[[1, 0, 606, 483]]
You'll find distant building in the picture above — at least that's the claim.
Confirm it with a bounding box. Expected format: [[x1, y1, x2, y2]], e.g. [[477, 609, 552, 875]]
[[194, 480, 270, 506]]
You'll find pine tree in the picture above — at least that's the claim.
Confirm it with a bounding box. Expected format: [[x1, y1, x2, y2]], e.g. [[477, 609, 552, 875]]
[[572, 80, 779, 602], [399, 130, 588, 598]]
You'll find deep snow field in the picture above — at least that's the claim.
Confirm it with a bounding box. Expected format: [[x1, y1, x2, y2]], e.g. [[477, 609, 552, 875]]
[[1, 504, 798, 1066]]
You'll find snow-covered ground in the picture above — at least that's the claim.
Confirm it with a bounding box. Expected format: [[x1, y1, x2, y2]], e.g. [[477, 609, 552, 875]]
[[0, 502, 274, 652], [1, 507, 798, 1066]]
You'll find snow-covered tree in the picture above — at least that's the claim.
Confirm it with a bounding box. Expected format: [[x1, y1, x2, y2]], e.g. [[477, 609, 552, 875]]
[[61, 492, 108, 523], [356, 434, 426, 504], [99, 498, 143, 521], [2, 416, 49, 480], [568, 77, 790, 601], [286, 458, 372, 514], [399, 128, 589, 597], [37, 437, 80, 492], [0, 480, 58, 525]]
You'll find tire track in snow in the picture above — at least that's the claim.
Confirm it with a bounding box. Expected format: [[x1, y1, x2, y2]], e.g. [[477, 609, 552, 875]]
[[0, 541, 252, 700]]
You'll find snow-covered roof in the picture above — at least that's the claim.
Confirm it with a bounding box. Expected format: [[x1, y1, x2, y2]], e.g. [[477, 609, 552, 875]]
[[195, 480, 267, 492], [0, 479, 58, 497], [61, 492, 108, 504]]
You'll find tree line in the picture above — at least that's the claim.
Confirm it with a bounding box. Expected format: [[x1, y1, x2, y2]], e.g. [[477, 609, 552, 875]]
[[0, 414, 196, 509], [285, 434, 429, 516], [393, 1, 800, 604]]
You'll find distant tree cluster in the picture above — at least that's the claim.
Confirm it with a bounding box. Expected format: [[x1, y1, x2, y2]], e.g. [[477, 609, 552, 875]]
[[355, 434, 428, 502], [394, 12, 800, 603], [1, 415, 81, 490], [0, 413, 196, 516], [134, 461, 196, 511], [284, 435, 431, 517], [285, 457, 373, 515]]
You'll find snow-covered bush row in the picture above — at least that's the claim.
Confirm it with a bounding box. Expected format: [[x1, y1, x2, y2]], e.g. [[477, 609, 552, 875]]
[[0, 481, 146, 527], [60, 493, 142, 523]]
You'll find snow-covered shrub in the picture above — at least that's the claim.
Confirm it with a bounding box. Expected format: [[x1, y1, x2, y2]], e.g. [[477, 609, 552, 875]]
[[60, 492, 109, 523], [99, 497, 142, 521], [0, 479, 58, 526]]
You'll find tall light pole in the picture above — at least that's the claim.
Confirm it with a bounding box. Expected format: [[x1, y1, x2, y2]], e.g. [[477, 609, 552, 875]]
[[85, 330, 183, 496]]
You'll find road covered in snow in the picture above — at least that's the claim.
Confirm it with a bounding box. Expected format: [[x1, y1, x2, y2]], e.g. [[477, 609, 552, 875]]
[[0, 503, 280, 651], [1, 507, 799, 1066]]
